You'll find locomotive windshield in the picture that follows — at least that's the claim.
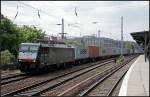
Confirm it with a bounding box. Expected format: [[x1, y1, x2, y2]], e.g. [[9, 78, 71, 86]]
[[19, 44, 39, 52]]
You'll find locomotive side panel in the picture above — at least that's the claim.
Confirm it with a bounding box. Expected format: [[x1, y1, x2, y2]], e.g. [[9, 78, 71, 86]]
[[47, 47, 75, 65], [38, 46, 49, 67], [39, 46, 75, 67]]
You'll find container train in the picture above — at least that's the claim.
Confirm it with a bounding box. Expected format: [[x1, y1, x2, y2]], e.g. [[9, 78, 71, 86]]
[[17, 37, 143, 73]]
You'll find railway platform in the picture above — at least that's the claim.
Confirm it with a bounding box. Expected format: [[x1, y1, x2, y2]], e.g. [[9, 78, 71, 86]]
[[119, 55, 149, 96]]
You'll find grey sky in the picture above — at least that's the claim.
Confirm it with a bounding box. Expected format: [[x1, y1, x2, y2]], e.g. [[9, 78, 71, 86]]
[[1, 1, 149, 41]]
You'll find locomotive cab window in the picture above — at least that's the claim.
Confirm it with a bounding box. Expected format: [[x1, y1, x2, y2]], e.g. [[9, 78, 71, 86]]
[[19, 44, 39, 52], [19, 45, 29, 52]]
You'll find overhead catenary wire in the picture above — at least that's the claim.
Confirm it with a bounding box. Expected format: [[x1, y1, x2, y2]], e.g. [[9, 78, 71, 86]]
[[7, 1, 148, 24], [8, 2, 57, 26], [14, 1, 69, 36], [4, 1, 145, 40], [15, 2, 118, 27], [13, 5, 19, 21], [46, 2, 82, 37], [18, 1, 58, 19], [18, 1, 80, 37], [19, 1, 77, 24]]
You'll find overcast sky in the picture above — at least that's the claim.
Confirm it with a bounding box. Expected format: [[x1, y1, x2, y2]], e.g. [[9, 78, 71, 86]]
[[1, 1, 149, 41]]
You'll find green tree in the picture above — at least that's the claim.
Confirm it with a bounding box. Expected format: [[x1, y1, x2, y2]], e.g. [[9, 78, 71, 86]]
[[0, 14, 45, 56], [0, 14, 20, 55], [18, 25, 45, 43]]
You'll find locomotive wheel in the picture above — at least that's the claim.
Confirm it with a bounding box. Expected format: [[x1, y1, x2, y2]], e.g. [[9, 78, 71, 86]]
[[56, 64, 60, 69], [63, 63, 66, 68], [19, 64, 26, 72]]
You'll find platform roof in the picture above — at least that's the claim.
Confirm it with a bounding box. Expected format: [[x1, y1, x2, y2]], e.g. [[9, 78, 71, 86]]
[[130, 30, 149, 45]]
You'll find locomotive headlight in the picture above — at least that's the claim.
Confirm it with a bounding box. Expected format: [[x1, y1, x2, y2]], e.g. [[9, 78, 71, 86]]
[[33, 59, 36, 62], [19, 59, 22, 61]]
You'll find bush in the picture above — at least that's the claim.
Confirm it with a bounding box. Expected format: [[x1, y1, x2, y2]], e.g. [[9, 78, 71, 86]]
[[116, 55, 125, 65], [1, 50, 16, 70]]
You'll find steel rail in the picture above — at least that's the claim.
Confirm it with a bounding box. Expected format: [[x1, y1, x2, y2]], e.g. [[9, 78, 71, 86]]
[[1, 73, 25, 81], [106, 55, 138, 96], [1, 75, 30, 85], [1, 59, 114, 96], [17, 60, 114, 96], [77, 56, 137, 96], [55, 56, 135, 96], [106, 70, 128, 96]]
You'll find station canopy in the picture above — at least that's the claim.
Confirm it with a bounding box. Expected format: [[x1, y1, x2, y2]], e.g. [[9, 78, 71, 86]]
[[130, 30, 149, 46]]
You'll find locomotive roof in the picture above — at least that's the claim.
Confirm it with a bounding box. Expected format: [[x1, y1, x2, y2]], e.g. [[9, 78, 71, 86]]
[[41, 43, 75, 48], [21, 42, 74, 48], [21, 43, 41, 46]]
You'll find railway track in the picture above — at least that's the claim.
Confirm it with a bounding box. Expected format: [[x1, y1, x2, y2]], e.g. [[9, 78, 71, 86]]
[[78, 56, 137, 96], [1, 73, 25, 80], [18, 60, 116, 96], [45, 56, 136, 96], [1, 55, 137, 96], [38, 55, 136, 96], [18, 56, 134, 96], [1, 58, 116, 96], [1, 73, 30, 85]]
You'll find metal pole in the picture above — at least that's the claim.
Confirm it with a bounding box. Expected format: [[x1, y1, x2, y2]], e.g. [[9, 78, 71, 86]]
[[62, 18, 64, 39], [98, 30, 101, 47], [98, 30, 101, 55], [121, 16, 123, 56], [0, 40, 1, 69], [0, 45, 1, 69], [145, 32, 147, 62], [58, 18, 67, 40], [147, 31, 150, 65]]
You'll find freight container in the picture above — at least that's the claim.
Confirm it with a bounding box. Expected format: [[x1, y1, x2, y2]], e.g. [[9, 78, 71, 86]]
[[102, 47, 108, 56], [127, 49, 130, 54], [99, 47, 101, 57], [109, 47, 113, 55], [101, 47, 107, 56], [116, 48, 121, 55], [74, 46, 88, 60], [102, 47, 113, 56], [88, 46, 99, 58], [112, 47, 116, 55], [123, 48, 127, 54]]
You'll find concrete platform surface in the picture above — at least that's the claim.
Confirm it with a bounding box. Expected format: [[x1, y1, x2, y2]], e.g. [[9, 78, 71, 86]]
[[119, 55, 149, 96]]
